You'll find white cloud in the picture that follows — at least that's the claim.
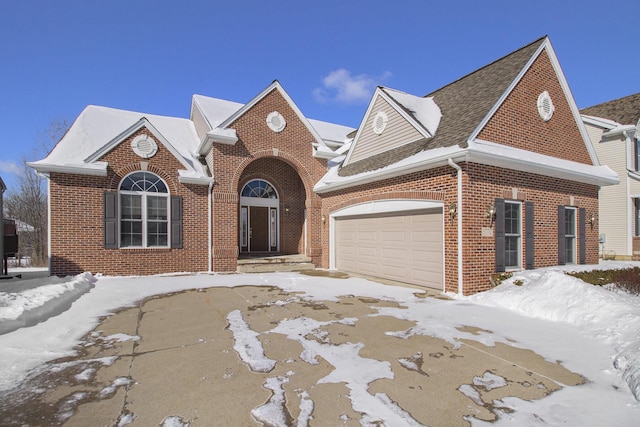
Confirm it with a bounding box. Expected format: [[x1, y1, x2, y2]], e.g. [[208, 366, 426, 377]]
[[313, 69, 392, 104], [0, 160, 22, 176]]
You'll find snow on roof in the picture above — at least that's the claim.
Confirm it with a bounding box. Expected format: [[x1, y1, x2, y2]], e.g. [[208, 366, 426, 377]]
[[315, 137, 619, 193], [193, 92, 354, 150], [308, 119, 354, 147], [382, 87, 442, 136], [30, 105, 206, 181], [191, 94, 243, 128]]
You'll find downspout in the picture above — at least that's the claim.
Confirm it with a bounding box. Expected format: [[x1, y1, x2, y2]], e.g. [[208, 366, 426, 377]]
[[448, 158, 463, 295], [623, 130, 634, 256], [208, 181, 213, 273]]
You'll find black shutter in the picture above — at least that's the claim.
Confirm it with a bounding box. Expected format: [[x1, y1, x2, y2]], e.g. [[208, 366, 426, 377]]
[[104, 192, 118, 249], [171, 196, 183, 249], [558, 205, 565, 265], [525, 201, 534, 270], [579, 208, 586, 264], [495, 198, 505, 272]]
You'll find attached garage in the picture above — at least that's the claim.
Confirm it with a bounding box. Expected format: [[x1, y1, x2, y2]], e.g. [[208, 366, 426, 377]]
[[332, 202, 443, 289]]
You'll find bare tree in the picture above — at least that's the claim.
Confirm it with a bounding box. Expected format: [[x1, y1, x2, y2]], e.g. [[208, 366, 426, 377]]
[[4, 118, 69, 266]]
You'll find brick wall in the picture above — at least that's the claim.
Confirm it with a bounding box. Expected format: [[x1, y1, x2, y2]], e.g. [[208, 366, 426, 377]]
[[209, 87, 329, 269], [49, 128, 209, 276], [318, 162, 599, 295], [478, 50, 593, 165]]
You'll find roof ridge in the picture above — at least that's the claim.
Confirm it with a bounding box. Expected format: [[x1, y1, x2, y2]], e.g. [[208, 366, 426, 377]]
[[424, 35, 547, 98]]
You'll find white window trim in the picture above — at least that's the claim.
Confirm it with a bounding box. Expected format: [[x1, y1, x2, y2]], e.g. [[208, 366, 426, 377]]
[[564, 206, 577, 264], [504, 200, 522, 271], [118, 172, 170, 248]]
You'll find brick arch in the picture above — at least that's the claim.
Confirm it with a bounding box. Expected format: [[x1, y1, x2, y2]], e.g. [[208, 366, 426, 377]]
[[232, 150, 315, 201], [328, 190, 445, 214], [108, 164, 179, 193]]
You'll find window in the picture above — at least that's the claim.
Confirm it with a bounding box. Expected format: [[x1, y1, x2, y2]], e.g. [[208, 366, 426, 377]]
[[564, 207, 577, 264], [241, 179, 277, 199], [119, 172, 169, 247], [504, 202, 522, 269], [636, 139, 640, 171]]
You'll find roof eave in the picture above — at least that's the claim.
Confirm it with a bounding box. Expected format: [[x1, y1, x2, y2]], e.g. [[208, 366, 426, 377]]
[[27, 161, 108, 176]]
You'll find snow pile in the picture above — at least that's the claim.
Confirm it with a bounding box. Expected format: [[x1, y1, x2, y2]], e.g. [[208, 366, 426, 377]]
[[467, 268, 640, 400], [0, 272, 96, 335]]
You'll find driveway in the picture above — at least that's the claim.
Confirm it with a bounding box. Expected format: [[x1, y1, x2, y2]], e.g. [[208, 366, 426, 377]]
[[0, 276, 585, 427]]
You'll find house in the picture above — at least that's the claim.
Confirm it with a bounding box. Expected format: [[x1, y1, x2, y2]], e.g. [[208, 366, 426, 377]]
[[30, 36, 618, 295], [581, 93, 640, 259]]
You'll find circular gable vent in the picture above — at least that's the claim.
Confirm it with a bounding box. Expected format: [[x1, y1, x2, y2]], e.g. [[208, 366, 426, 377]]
[[372, 111, 388, 135], [537, 91, 554, 121], [131, 134, 158, 159], [267, 111, 286, 133]]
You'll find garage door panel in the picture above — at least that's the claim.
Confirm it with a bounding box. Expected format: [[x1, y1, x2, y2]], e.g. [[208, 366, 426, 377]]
[[335, 209, 443, 289]]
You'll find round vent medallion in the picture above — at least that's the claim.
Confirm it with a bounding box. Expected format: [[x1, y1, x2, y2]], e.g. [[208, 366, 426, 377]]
[[372, 111, 388, 135], [537, 91, 554, 121], [131, 134, 158, 159], [266, 111, 286, 133]]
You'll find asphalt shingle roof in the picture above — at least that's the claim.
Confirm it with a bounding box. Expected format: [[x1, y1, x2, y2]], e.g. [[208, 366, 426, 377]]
[[580, 93, 640, 125], [339, 37, 546, 177]]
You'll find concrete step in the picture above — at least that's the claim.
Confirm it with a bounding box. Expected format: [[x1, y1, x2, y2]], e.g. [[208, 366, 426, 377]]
[[237, 254, 315, 273]]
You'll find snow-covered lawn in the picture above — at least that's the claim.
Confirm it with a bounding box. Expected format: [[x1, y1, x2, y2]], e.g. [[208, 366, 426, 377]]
[[1, 262, 639, 426]]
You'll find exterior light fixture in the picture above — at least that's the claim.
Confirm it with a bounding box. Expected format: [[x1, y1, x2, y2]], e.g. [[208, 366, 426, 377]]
[[588, 211, 596, 229], [321, 215, 326, 225], [448, 203, 457, 223], [486, 204, 496, 225]]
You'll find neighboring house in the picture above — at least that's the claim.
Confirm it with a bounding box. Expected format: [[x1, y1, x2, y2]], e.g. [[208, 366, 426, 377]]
[[581, 93, 640, 259], [30, 36, 618, 295]]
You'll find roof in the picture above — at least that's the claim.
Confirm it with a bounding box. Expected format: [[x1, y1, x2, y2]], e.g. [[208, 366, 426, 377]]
[[315, 36, 618, 192], [193, 82, 354, 155], [580, 93, 640, 125], [30, 85, 355, 183], [29, 105, 207, 182], [339, 37, 546, 176]]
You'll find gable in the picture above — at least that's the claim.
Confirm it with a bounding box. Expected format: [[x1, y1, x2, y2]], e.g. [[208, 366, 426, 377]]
[[476, 48, 593, 165], [346, 96, 426, 165]]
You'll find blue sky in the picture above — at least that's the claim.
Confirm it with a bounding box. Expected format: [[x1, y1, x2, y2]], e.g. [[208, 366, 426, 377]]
[[1, 0, 638, 191]]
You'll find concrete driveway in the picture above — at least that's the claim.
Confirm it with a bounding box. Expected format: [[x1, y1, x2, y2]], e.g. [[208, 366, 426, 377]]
[[0, 281, 584, 426]]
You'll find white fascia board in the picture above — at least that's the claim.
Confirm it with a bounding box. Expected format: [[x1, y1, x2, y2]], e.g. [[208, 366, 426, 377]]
[[314, 146, 466, 193], [582, 114, 619, 130], [314, 138, 619, 194], [313, 143, 340, 159], [604, 125, 635, 138], [178, 171, 214, 185], [207, 128, 238, 145], [469, 139, 619, 186], [26, 161, 108, 176]]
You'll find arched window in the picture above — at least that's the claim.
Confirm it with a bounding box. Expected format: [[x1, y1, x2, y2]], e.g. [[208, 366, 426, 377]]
[[119, 172, 169, 247], [241, 179, 278, 199]]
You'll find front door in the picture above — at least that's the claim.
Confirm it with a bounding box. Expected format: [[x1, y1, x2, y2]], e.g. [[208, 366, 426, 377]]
[[249, 206, 269, 252], [240, 179, 279, 254]]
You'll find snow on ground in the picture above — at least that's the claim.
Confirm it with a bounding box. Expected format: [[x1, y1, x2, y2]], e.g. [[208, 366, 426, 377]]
[[1, 262, 640, 426]]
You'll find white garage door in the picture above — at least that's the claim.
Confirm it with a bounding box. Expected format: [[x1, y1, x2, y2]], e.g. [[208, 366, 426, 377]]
[[335, 209, 443, 289]]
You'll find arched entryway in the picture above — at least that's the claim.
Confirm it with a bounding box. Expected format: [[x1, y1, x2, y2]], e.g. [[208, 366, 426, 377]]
[[240, 179, 279, 252], [238, 158, 307, 256]]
